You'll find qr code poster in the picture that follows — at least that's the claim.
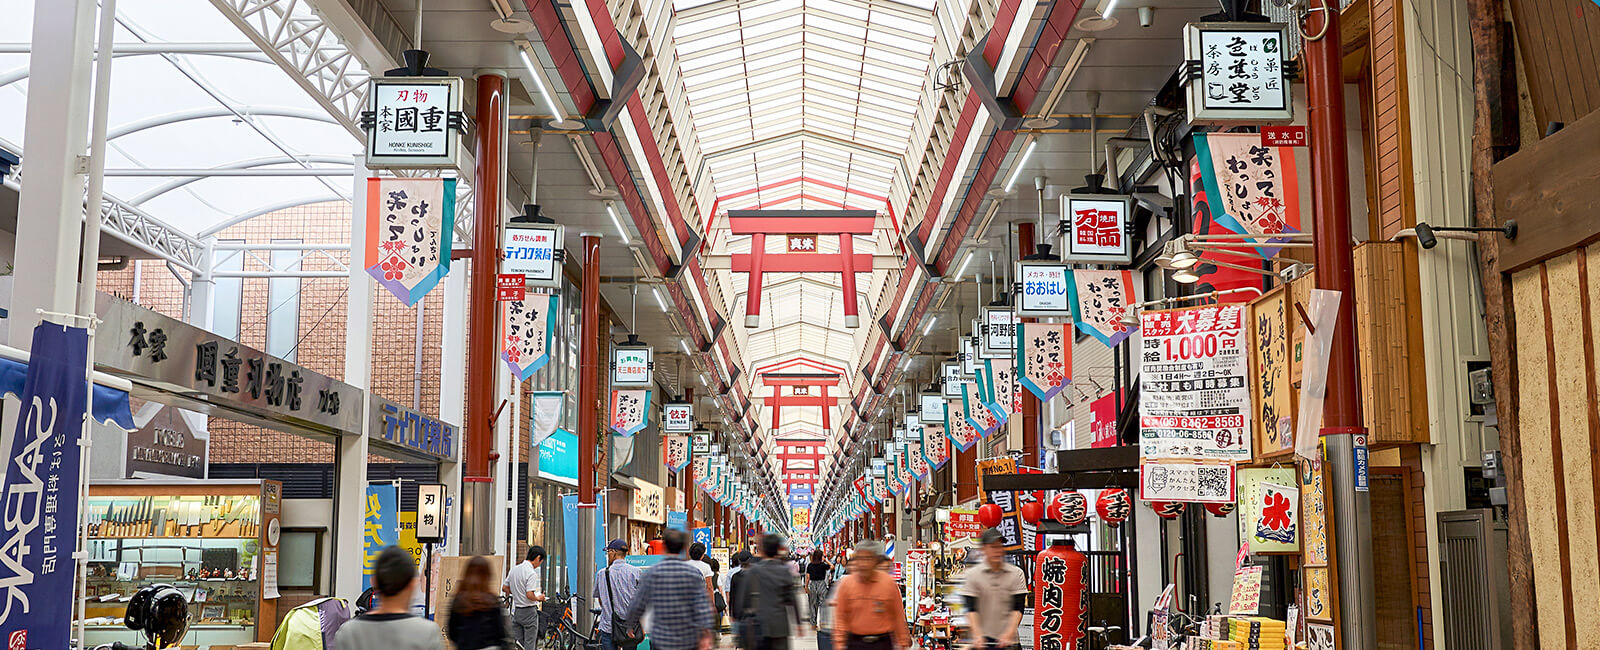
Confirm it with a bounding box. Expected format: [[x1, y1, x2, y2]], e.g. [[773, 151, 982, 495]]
[[1139, 460, 1237, 504]]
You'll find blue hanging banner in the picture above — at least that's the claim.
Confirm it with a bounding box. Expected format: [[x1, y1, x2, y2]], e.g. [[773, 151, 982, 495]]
[[363, 483, 400, 592], [0, 323, 90, 650], [562, 494, 607, 589]]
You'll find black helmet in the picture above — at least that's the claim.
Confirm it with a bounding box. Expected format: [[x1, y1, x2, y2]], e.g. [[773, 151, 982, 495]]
[[124, 584, 190, 647]]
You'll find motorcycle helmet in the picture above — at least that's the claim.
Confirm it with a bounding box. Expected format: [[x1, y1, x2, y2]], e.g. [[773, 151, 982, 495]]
[[124, 584, 191, 648]]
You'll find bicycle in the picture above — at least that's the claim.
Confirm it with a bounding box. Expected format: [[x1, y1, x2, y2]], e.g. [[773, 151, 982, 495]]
[[536, 591, 602, 650]]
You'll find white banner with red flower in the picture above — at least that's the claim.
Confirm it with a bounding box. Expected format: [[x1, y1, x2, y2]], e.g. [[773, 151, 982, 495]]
[[1069, 269, 1139, 348], [664, 435, 691, 473], [1019, 323, 1073, 401], [946, 397, 982, 451], [609, 389, 651, 437], [907, 438, 930, 480], [961, 382, 1003, 438], [501, 292, 557, 381], [1194, 132, 1303, 257], [365, 177, 456, 306], [922, 424, 949, 469], [983, 358, 1021, 416]]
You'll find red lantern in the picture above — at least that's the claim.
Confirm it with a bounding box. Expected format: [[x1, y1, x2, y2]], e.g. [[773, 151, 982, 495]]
[[1096, 489, 1131, 527], [1151, 501, 1186, 519], [1021, 500, 1045, 524], [978, 503, 1004, 528], [1051, 491, 1088, 526], [1033, 540, 1088, 650], [1205, 501, 1236, 517]]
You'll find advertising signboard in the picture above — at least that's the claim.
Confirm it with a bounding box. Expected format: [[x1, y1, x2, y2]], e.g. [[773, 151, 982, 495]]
[[365, 77, 463, 168], [1015, 262, 1072, 316]]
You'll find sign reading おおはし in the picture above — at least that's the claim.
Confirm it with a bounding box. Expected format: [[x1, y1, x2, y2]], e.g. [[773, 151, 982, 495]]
[[1015, 262, 1072, 316]]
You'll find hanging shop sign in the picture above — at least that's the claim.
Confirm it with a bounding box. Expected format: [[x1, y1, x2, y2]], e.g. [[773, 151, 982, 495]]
[[920, 392, 946, 423], [416, 483, 447, 542], [980, 306, 1017, 359], [94, 294, 362, 436], [1060, 194, 1134, 265], [692, 431, 711, 455], [1034, 541, 1089, 650], [126, 405, 208, 479], [1182, 23, 1293, 124], [663, 402, 694, 433], [1138, 305, 1254, 462], [1068, 269, 1139, 348], [501, 222, 564, 287], [1194, 132, 1303, 255], [922, 425, 950, 469], [1238, 467, 1301, 553], [961, 336, 980, 376], [941, 361, 963, 397], [0, 324, 89, 650], [1089, 390, 1123, 449], [664, 435, 691, 473], [502, 293, 557, 381], [1138, 460, 1236, 504], [1261, 125, 1308, 147], [496, 274, 526, 301], [372, 395, 459, 461], [365, 177, 457, 306], [1250, 289, 1294, 456], [609, 389, 651, 436], [1018, 322, 1072, 401], [630, 479, 666, 524], [364, 76, 464, 168], [1015, 261, 1073, 317], [611, 345, 654, 387]]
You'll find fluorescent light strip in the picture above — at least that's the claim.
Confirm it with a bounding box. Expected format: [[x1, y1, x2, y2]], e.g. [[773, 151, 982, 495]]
[[606, 203, 631, 245], [518, 48, 567, 122], [954, 250, 975, 281], [922, 316, 937, 336], [654, 287, 669, 312], [1003, 141, 1038, 193], [680, 338, 693, 355], [1101, 0, 1119, 19]]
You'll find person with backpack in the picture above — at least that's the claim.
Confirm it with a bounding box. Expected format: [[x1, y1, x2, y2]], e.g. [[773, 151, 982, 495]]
[[733, 534, 805, 650], [594, 539, 644, 650]]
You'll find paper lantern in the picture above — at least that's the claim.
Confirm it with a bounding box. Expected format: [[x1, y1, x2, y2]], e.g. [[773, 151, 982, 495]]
[[1205, 501, 1236, 517], [1151, 501, 1186, 519], [1096, 489, 1131, 527], [978, 503, 1004, 528], [1051, 491, 1088, 526], [1021, 501, 1045, 525], [1033, 540, 1088, 650]]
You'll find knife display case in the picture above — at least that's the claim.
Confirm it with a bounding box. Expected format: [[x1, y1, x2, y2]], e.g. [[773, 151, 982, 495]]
[[79, 480, 283, 649]]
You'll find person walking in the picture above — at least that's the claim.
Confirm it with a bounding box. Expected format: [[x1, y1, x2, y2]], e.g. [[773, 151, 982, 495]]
[[726, 551, 752, 646], [688, 542, 717, 606], [961, 529, 1028, 650], [830, 541, 909, 650], [625, 529, 715, 650], [336, 546, 443, 650], [503, 546, 548, 650], [732, 534, 805, 650], [803, 550, 832, 626], [594, 539, 643, 650], [448, 556, 510, 650], [707, 556, 729, 637]]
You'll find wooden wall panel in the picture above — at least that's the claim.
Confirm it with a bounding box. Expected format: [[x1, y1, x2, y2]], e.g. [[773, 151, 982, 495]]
[[1352, 242, 1422, 444], [1544, 251, 1600, 645], [1507, 0, 1600, 129], [1369, 0, 1413, 239], [1508, 262, 1570, 648]]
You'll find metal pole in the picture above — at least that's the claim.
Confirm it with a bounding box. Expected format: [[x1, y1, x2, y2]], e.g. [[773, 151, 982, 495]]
[[463, 72, 507, 555], [576, 232, 603, 632], [1305, 6, 1376, 649]]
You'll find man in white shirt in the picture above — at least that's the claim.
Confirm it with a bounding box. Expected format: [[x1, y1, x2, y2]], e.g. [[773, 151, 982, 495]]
[[687, 542, 716, 605], [503, 545, 548, 650]]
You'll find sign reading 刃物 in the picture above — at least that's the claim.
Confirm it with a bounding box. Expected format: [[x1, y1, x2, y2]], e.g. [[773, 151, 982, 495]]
[[365, 77, 463, 169]]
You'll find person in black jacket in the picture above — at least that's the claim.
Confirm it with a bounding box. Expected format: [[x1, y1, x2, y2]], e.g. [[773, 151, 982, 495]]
[[448, 555, 509, 650], [733, 535, 804, 650]]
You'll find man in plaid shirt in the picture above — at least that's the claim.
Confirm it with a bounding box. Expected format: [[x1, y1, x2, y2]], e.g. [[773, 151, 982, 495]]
[[625, 529, 715, 650]]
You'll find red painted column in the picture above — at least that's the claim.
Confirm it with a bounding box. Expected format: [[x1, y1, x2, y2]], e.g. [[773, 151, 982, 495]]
[[578, 233, 603, 506], [770, 390, 784, 429], [462, 73, 504, 553], [839, 233, 860, 327], [685, 387, 695, 529], [745, 232, 766, 327], [819, 384, 831, 430]]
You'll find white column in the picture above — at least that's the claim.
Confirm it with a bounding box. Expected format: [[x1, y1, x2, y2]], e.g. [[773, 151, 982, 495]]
[[334, 155, 373, 602], [188, 238, 217, 328], [440, 244, 469, 556], [8, 0, 96, 346], [493, 367, 511, 559]]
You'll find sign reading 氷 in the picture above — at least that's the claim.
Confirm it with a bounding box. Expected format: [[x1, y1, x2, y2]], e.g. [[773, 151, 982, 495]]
[[366, 177, 456, 306], [1183, 23, 1293, 124], [1015, 262, 1072, 316], [365, 77, 463, 168], [502, 222, 564, 287], [611, 346, 653, 387], [1061, 194, 1134, 265]]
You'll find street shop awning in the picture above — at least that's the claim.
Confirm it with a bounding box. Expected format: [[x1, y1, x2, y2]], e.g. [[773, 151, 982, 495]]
[[982, 446, 1140, 492]]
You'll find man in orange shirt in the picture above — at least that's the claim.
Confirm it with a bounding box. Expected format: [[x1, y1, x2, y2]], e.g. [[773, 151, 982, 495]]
[[830, 541, 910, 650]]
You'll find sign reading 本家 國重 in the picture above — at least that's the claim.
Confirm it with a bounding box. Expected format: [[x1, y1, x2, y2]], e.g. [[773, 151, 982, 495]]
[[609, 389, 651, 436], [502, 293, 558, 381], [366, 177, 456, 306], [1061, 194, 1134, 265], [1018, 322, 1073, 401], [1015, 262, 1073, 316], [365, 77, 463, 168], [1183, 23, 1293, 124], [1068, 269, 1140, 348], [1138, 305, 1254, 462]]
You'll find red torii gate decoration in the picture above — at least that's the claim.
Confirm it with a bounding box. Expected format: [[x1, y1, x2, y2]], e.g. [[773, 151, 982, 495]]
[[761, 369, 843, 431], [728, 209, 875, 328], [777, 437, 827, 492]]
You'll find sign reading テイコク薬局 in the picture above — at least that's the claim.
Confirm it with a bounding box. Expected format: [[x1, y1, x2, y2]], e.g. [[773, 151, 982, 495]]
[[372, 395, 458, 461], [502, 222, 563, 286]]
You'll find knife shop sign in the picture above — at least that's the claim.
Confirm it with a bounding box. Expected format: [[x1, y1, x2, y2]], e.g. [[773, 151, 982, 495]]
[[362, 77, 466, 169]]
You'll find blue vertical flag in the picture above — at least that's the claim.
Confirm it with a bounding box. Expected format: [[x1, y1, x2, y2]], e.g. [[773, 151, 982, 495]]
[[363, 483, 400, 592], [0, 324, 90, 650], [561, 494, 606, 589]]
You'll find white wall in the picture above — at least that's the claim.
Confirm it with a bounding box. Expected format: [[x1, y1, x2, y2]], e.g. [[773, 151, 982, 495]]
[[281, 498, 335, 593]]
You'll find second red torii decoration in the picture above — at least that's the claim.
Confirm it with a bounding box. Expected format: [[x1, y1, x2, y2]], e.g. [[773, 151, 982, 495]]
[[762, 372, 841, 431], [728, 209, 876, 328]]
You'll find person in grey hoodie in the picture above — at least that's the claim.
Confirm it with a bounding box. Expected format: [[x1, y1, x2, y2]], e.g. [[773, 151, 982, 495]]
[[336, 546, 443, 650]]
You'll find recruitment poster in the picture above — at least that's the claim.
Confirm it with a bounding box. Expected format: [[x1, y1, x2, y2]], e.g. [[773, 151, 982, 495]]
[[1138, 305, 1254, 462]]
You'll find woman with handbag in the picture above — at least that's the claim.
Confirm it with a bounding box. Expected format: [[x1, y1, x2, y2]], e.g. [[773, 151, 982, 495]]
[[708, 556, 729, 638]]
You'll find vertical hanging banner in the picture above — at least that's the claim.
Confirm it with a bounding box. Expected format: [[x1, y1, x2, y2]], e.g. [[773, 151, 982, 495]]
[[664, 435, 691, 473], [907, 437, 930, 480], [1250, 289, 1294, 455], [961, 382, 1003, 437], [366, 177, 457, 305], [0, 324, 89, 650], [1089, 390, 1124, 449], [984, 359, 1020, 416], [501, 293, 558, 380], [363, 482, 400, 592], [946, 399, 982, 451], [1018, 323, 1072, 401], [1068, 269, 1140, 348], [609, 389, 651, 436], [922, 425, 950, 469], [1193, 132, 1303, 256], [531, 391, 565, 444]]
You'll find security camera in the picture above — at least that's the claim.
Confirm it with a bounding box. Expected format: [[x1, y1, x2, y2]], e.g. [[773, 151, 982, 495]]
[[1138, 6, 1154, 27], [1414, 222, 1438, 249]]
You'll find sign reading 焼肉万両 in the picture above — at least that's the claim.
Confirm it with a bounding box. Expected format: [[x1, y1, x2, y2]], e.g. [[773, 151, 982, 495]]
[[502, 222, 564, 287], [663, 402, 694, 433], [611, 346, 653, 387], [371, 395, 459, 461], [1183, 23, 1293, 125], [1015, 262, 1072, 316], [1061, 194, 1134, 265], [365, 77, 463, 168]]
